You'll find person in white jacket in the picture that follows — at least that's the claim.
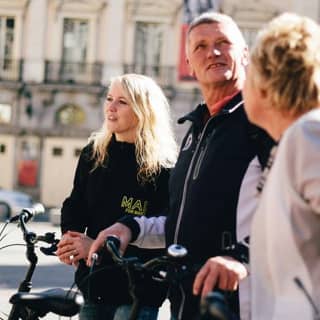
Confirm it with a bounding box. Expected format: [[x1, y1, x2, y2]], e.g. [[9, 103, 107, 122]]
[[243, 12, 320, 320]]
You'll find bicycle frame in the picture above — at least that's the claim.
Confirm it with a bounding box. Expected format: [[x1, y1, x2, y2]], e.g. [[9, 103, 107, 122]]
[[102, 236, 190, 320], [102, 236, 235, 320], [2, 211, 83, 320]]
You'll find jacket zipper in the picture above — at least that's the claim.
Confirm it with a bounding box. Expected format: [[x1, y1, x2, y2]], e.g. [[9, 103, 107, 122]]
[[172, 117, 213, 319], [173, 116, 214, 244], [192, 143, 208, 180], [191, 101, 244, 182]]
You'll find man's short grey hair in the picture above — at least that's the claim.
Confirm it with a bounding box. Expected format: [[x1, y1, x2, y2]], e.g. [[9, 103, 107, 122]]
[[187, 11, 247, 47]]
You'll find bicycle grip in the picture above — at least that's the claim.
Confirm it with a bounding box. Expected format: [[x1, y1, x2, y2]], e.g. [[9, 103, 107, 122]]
[[105, 235, 121, 261], [200, 290, 235, 320]]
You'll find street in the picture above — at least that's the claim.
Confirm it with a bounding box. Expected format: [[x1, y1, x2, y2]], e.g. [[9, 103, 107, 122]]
[[0, 221, 74, 319], [0, 221, 170, 319]]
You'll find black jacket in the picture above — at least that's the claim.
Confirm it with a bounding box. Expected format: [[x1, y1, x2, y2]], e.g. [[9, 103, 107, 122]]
[[165, 93, 273, 319], [61, 136, 170, 307]]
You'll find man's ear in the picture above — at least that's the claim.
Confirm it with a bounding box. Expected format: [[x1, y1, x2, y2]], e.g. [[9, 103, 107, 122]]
[[242, 46, 249, 67], [260, 87, 268, 99], [186, 58, 195, 77]]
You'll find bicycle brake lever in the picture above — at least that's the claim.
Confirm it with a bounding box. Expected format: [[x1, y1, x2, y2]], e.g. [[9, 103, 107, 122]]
[[40, 241, 59, 256]]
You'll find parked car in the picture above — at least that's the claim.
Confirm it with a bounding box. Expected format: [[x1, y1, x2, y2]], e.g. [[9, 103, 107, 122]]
[[49, 207, 61, 226], [0, 189, 34, 220]]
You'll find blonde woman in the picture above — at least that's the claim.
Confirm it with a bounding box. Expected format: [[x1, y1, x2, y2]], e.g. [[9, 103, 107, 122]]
[[243, 13, 320, 319], [57, 74, 178, 320]]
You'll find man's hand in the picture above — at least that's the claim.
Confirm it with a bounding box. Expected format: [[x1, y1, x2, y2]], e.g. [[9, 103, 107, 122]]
[[57, 231, 93, 267], [193, 256, 248, 298], [87, 222, 132, 266]]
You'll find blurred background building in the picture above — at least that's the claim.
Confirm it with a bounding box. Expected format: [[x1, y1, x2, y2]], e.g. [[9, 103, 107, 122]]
[[0, 0, 318, 208]]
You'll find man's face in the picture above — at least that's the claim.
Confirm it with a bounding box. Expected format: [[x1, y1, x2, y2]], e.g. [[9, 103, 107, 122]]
[[186, 22, 248, 88]]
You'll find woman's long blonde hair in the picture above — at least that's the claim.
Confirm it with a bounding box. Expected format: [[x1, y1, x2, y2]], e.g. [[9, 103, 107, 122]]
[[89, 73, 178, 183]]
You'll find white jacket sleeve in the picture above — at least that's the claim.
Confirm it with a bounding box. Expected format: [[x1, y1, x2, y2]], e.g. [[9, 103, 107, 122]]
[[237, 156, 262, 243], [131, 216, 167, 249], [236, 156, 262, 320], [292, 115, 320, 214]]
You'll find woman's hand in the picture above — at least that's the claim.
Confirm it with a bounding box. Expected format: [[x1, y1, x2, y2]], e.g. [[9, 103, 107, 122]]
[[193, 256, 248, 298], [57, 231, 93, 267]]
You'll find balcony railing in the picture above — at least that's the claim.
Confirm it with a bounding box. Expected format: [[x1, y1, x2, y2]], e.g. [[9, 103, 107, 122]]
[[44, 62, 176, 87], [44, 61, 103, 85], [0, 59, 23, 81], [123, 64, 176, 87]]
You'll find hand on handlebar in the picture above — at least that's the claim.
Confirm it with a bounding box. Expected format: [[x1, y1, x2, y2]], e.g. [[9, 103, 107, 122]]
[[87, 222, 132, 267], [57, 231, 93, 267], [193, 256, 248, 298]]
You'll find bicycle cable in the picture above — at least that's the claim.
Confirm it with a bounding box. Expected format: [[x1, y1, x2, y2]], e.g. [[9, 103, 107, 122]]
[[0, 221, 12, 243], [0, 308, 9, 320], [0, 243, 27, 251]]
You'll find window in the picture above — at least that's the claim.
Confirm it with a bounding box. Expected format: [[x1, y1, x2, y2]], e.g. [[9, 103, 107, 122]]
[[62, 18, 88, 63], [183, 0, 221, 23], [0, 17, 14, 71], [55, 103, 86, 126], [0, 103, 11, 123], [0, 144, 6, 153], [0, 16, 17, 80], [52, 147, 63, 156], [18, 139, 39, 187], [134, 22, 163, 76], [241, 27, 258, 48], [74, 148, 82, 157], [61, 18, 89, 82]]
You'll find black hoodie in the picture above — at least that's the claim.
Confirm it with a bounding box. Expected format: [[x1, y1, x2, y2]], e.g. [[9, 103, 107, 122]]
[[61, 136, 170, 307]]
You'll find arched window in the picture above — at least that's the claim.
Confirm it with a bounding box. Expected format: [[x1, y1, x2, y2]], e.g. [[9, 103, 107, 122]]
[[55, 103, 86, 125]]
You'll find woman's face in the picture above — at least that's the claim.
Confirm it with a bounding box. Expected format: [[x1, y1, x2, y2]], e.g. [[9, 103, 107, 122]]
[[104, 81, 139, 143], [244, 63, 300, 141]]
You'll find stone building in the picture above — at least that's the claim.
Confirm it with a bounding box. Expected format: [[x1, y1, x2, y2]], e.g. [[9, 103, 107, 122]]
[[0, 0, 318, 207]]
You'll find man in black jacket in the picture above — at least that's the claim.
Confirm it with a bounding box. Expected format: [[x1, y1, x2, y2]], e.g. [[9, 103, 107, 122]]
[[88, 12, 273, 320]]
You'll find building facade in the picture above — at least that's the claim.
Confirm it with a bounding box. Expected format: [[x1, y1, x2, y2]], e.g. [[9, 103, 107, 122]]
[[0, 0, 318, 207]]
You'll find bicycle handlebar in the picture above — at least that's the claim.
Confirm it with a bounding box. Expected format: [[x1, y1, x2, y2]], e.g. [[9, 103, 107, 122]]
[[9, 203, 45, 224], [8, 204, 60, 255], [102, 236, 236, 320], [3, 205, 84, 320], [104, 235, 188, 280], [97, 236, 190, 320]]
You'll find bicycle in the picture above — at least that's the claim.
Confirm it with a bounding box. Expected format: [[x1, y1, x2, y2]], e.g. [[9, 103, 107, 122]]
[[97, 235, 236, 320], [0, 204, 84, 320]]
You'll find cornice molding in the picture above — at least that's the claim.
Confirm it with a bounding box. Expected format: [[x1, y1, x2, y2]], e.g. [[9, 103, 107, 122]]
[[0, 0, 29, 10], [126, 0, 182, 22], [222, 0, 278, 22], [53, 0, 108, 14]]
